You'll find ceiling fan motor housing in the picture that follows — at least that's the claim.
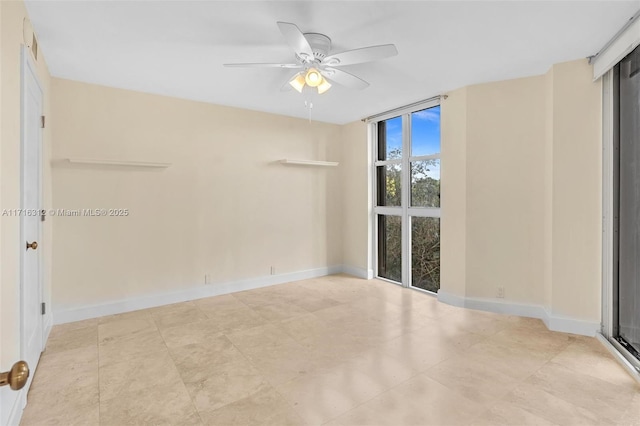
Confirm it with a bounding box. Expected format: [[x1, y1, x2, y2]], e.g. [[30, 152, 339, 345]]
[[304, 33, 332, 61]]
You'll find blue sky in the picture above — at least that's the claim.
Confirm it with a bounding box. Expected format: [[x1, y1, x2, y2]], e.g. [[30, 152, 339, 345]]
[[383, 106, 441, 180], [383, 106, 441, 158]]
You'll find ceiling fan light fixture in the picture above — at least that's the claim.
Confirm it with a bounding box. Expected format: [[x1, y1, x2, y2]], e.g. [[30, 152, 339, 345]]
[[289, 74, 306, 93], [317, 78, 332, 94], [305, 68, 322, 87]]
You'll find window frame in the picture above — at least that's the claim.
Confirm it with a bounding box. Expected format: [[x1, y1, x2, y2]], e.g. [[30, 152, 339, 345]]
[[372, 98, 441, 292]]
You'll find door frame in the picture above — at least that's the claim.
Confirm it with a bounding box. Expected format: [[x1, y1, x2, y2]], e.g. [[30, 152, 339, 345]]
[[20, 44, 44, 375], [601, 65, 640, 379]]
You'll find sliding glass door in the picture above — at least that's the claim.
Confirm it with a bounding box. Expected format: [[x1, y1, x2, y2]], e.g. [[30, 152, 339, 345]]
[[374, 103, 441, 292], [616, 44, 640, 359]]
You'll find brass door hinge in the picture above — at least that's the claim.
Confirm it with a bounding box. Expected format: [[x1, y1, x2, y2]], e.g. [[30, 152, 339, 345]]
[[40, 116, 45, 129], [41, 302, 45, 315]]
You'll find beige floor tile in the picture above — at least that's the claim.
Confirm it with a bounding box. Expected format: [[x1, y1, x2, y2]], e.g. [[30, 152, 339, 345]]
[[332, 375, 484, 426], [98, 329, 167, 367], [472, 403, 560, 426], [392, 373, 485, 424], [21, 394, 99, 426], [97, 316, 157, 343], [252, 301, 310, 322], [99, 348, 181, 401], [169, 335, 244, 383], [201, 305, 266, 334], [227, 323, 300, 351], [325, 389, 419, 426], [30, 345, 98, 392], [460, 339, 555, 380], [486, 325, 575, 354], [424, 354, 521, 405], [159, 318, 224, 349], [287, 294, 342, 313], [149, 301, 209, 329], [45, 324, 97, 353], [277, 313, 332, 342], [341, 350, 418, 389], [97, 309, 151, 324], [19, 275, 640, 426], [99, 381, 201, 426], [374, 330, 458, 374], [198, 386, 304, 426], [181, 356, 271, 412], [194, 294, 248, 314], [233, 289, 281, 308], [277, 364, 390, 425], [525, 361, 639, 424], [49, 318, 98, 333], [619, 392, 640, 426], [501, 381, 602, 425], [551, 337, 639, 388]]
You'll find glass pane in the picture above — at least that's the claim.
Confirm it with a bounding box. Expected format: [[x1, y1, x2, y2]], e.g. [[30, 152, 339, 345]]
[[411, 159, 440, 207], [377, 165, 402, 206], [378, 215, 402, 282], [411, 106, 440, 156], [411, 217, 440, 292], [377, 116, 402, 160]]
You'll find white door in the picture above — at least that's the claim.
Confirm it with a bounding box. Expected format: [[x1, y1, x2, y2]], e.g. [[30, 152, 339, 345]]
[[21, 46, 44, 379]]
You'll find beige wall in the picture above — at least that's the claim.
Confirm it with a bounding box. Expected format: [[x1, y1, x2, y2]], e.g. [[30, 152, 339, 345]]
[[549, 60, 602, 321], [465, 75, 547, 304], [440, 58, 602, 326], [51, 78, 343, 311], [340, 120, 370, 276], [440, 87, 467, 297], [0, 0, 52, 422]]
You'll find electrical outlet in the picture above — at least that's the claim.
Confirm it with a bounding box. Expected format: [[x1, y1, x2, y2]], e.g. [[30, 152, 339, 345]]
[[205, 274, 211, 285], [270, 266, 275, 275], [497, 286, 505, 298]]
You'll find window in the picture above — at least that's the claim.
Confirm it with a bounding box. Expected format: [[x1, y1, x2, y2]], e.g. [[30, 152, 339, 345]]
[[374, 104, 441, 293]]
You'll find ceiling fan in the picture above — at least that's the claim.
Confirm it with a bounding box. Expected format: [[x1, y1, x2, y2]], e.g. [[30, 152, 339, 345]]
[[224, 22, 398, 95]]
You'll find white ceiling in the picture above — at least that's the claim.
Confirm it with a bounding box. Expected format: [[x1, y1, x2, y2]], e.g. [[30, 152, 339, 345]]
[[25, 0, 640, 124]]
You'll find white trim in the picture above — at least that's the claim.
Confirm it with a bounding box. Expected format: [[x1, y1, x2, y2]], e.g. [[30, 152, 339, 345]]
[[62, 158, 171, 168], [53, 265, 346, 324], [373, 206, 402, 216], [364, 96, 441, 123], [279, 159, 338, 167], [602, 69, 615, 338], [342, 265, 374, 279], [437, 290, 600, 336], [407, 207, 441, 218], [596, 333, 640, 384], [593, 9, 640, 80], [409, 153, 440, 162], [6, 388, 26, 426], [374, 159, 402, 167]]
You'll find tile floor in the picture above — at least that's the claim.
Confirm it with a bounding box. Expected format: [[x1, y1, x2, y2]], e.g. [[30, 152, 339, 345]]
[[20, 274, 640, 425]]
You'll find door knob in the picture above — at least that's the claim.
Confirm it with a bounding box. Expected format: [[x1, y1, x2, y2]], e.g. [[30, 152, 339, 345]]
[[26, 241, 38, 250], [0, 361, 29, 390]]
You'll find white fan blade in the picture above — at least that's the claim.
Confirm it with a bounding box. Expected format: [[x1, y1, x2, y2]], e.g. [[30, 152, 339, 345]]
[[321, 67, 369, 90], [323, 44, 398, 66], [277, 22, 314, 60], [224, 63, 302, 69]]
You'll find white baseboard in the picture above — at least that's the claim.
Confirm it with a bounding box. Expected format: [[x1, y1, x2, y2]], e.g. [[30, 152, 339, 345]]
[[53, 265, 347, 325], [3, 386, 26, 426], [437, 290, 600, 337], [341, 265, 374, 279]]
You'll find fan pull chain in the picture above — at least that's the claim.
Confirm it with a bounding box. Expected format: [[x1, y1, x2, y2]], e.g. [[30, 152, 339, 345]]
[[304, 100, 313, 123]]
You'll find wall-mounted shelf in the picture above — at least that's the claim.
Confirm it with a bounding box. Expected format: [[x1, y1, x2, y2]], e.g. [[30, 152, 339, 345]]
[[57, 158, 172, 168], [280, 159, 339, 167]]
